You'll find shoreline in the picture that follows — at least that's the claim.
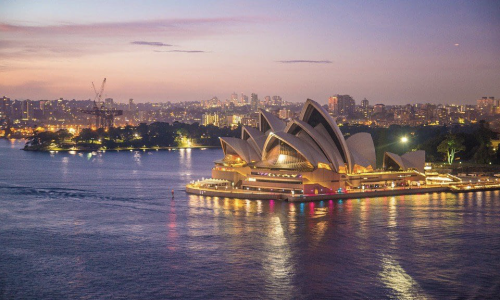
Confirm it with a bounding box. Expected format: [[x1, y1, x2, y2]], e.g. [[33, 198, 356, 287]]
[[186, 184, 500, 202], [22, 145, 219, 152]]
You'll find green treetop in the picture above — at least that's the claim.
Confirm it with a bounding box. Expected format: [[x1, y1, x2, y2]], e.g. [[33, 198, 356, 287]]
[[437, 134, 465, 164]]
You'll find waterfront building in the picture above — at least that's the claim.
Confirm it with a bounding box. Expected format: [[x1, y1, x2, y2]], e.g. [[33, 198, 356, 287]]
[[196, 99, 426, 195]]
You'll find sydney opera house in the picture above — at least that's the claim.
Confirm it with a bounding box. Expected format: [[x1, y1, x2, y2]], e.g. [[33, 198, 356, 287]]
[[191, 99, 426, 196]]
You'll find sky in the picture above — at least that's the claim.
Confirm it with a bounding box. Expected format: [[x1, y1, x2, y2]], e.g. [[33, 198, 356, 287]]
[[0, 0, 499, 105]]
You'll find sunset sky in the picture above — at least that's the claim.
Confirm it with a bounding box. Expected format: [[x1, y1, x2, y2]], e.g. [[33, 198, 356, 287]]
[[1, 0, 499, 104]]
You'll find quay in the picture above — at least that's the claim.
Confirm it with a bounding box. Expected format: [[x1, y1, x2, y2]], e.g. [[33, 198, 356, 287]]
[[185, 183, 500, 202]]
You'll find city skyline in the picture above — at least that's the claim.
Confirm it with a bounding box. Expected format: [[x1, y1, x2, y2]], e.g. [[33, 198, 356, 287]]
[[1, 1, 499, 105]]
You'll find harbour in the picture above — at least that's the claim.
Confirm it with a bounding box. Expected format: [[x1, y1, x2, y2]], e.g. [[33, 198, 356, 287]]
[[1, 139, 500, 299]]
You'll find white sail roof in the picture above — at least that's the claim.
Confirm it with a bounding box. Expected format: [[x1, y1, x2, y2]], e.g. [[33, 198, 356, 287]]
[[299, 99, 353, 172], [346, 132, 376, 169], [384, 150, 425, 172], [262, 131, 330, 166], [220, 137, 260, 163], [285, 119, 344, 172], [241, 126, 267, 156], [402, 150, 425, 173], [258, 109, 285, 133]]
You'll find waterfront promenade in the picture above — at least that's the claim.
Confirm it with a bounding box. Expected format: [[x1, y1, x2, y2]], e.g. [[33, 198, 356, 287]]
[[186, 182, 500, 202]]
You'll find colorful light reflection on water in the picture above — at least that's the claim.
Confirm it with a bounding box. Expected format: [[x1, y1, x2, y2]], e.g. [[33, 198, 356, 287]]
[[1, 139, 499, 299]]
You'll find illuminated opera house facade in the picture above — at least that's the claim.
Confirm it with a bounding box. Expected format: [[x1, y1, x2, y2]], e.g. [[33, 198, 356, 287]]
[[199, 99, 426, 195]]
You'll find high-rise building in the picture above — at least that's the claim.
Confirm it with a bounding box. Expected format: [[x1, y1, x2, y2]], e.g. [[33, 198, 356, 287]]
[[477, 96, 495, 115], [105, 98, 114, 109], [328, 96, 338, 112], [272, 96, 282, 106], [240, 93, 249, 104], [373, 104, 386, 114], [264, 96, 271, 106], [279, 108, 292, 120], [251, 93, 259, 112], [477, 96, 495, 107], [0, 96, 11, 118], [22, 99, 33, 120], [138, 111, 147, 122], [361, 98, 369, 109], [231, 92, 238, 103], [129, 99, 136, 111], [329, 95, 355, 116], [202, 112, 220, 127]]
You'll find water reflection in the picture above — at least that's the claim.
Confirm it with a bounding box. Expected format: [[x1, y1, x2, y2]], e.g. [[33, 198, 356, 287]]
[[379, 255, 428, 299], [358, 199, 369, 242], [133, 151, 142, 166], [61, 156, 69, 177], [262, 216, 293, 299], [388, 197, 398, 246], [179, 149, 192, 179], [184, 191, 500, 298], [2, 142, 500, 299], [167, 198, 178, 251]]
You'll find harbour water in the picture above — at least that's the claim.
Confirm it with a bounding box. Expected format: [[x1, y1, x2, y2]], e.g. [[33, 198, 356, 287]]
[[1, 139, 499, 299]]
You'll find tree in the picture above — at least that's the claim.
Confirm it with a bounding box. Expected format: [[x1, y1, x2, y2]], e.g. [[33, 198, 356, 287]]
[[76, 128, 99, 144], [437, 135, 465, 164], [473, 121, 495, 163], [57, 129, 73, 142], [473, 143, 493, 164]]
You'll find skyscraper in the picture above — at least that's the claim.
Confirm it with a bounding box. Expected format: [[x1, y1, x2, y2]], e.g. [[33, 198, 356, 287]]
[[22, 99, 33, 120], [0, 96, 11, 118], [264, 96, 271, 106], [328, 96, 338, 112], [231, 92, 238, 103], [251, 93, 259, 112], [240, 93, 249, 104]]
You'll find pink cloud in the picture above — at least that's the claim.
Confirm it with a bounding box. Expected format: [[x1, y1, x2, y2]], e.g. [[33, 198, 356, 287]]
[[0, 17, 261, 37], [0, 17, 265, 60]]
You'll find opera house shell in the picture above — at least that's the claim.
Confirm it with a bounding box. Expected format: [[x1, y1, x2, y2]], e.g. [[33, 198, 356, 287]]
[[211, 99, 425, 195]]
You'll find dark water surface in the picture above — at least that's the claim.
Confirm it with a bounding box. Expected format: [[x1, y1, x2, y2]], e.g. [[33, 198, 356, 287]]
[[1, 139, 499, 299]]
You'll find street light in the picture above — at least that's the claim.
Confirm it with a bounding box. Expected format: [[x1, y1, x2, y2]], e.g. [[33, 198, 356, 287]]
[[401, 136, 408, 153]]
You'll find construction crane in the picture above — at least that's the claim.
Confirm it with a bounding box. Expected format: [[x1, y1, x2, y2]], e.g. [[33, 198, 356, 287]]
[[92, 78, 106, 103], [80, 78, 123, 129]]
